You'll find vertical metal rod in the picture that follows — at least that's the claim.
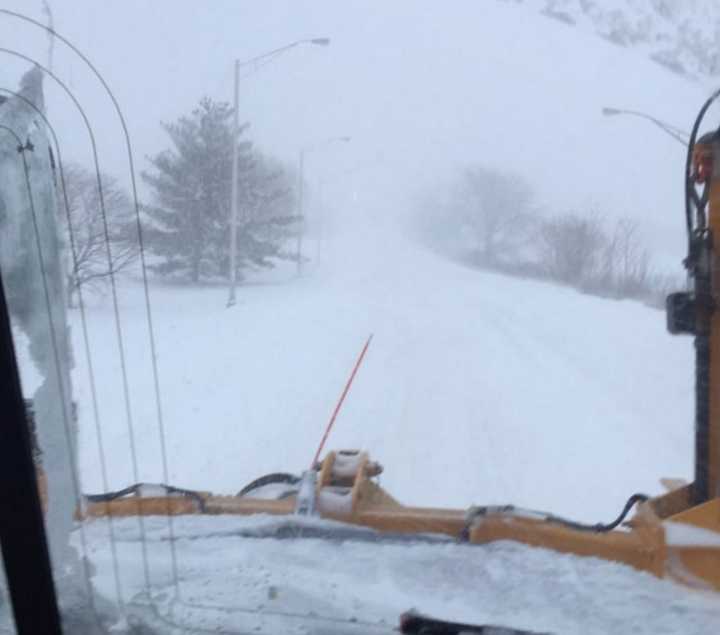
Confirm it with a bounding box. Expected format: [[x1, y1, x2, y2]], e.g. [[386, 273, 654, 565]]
[[692, 212, 711, 504], [705, 142, 720, 501], [695, 333, 710, 502], [0, 268, 63, 634], [689, 132, 720, 503], [227, 58, 240, 307]]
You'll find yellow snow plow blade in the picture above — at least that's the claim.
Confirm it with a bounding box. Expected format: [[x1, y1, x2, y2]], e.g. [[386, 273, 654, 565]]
[[77, 449, 720, 593]]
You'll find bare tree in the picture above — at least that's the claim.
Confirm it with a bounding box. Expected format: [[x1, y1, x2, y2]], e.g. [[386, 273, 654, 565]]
[[588, 216, 651, 297], [538, 211, 656, 298], [452, 166, 535, 265], [58, 163, 138, 307], [610, 218, 651, 297], [538, 211, 606, 286]]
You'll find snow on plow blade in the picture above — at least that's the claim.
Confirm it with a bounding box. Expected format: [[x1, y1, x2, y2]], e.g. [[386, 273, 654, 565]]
[[78, 449, 720, 593]]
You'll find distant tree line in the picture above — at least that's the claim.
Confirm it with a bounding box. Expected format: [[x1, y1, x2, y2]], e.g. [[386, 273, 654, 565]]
[[413, 165, 676, 307]]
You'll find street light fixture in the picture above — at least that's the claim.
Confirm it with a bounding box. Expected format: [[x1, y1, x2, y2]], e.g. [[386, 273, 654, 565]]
[[601, 106, 689, 146], [296, 136, 352, 275], [227, 37, 331, 307]]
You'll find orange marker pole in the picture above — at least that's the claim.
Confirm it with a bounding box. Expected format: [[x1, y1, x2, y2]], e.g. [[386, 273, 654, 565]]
[[311, 334, 374, 469]]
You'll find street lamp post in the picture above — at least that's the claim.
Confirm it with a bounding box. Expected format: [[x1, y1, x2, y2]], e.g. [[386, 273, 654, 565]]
[[296, 136, 351, 275], [227, 37, 330, 307], [601, 107, 689, 146]]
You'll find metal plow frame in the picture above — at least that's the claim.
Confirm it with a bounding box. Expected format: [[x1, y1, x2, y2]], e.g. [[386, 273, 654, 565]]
[[78, 448, 720, 593]]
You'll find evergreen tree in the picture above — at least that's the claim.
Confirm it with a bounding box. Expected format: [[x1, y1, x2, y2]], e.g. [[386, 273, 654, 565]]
[[237, 152, 298, 271], [142, 97, 297, 283]]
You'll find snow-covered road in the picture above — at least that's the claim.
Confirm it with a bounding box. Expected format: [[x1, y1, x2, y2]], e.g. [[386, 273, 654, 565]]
[[73, 228, 693, 523]]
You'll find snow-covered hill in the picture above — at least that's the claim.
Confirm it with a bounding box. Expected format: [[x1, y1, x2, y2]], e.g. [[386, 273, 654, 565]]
[[502, 0, 720, 78]]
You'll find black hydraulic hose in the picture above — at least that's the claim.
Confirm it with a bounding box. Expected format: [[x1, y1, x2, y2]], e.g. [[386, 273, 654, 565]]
[[544, 493, 649, 533], [684, 87, 720, 239], [236, 473, 301, 497], [463, 493, 650, 540], [84, 484, 141, 503], [84, 473, 303, 511], [85, 483, 208, 512]]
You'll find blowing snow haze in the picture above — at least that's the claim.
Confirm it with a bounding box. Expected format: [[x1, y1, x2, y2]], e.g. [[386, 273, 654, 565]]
[[0, 0, 717, 268], [4, 2, 720, 634]]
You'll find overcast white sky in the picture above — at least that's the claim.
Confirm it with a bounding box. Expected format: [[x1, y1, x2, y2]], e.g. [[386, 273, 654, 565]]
[[0, 1, 714, 268]]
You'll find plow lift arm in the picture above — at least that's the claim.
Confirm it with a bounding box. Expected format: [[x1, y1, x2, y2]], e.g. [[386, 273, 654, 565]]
[[667, 87, 720, 506]]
